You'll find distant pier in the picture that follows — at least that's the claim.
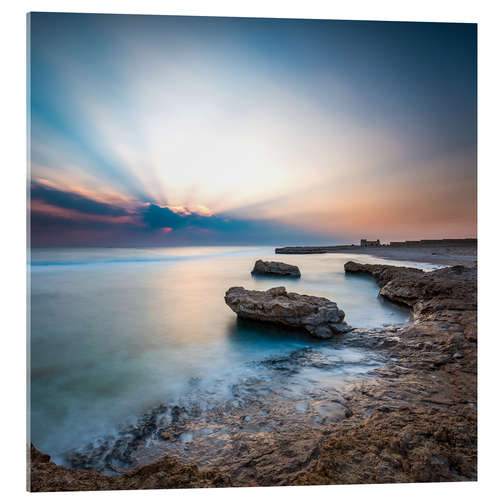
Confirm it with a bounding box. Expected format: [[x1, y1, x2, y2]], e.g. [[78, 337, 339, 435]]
[[275, 244, 359, 254]]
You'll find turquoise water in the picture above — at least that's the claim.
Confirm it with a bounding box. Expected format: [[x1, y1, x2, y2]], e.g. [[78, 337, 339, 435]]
[[28, 246, 438, 465]]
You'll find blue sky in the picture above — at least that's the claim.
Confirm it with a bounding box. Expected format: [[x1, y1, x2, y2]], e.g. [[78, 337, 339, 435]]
[[28, 13, 477, 246]]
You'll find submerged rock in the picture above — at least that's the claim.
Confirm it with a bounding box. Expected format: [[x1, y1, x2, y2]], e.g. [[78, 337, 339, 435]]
[[251, 259, 301, 277], [224, 286, 350, 338]]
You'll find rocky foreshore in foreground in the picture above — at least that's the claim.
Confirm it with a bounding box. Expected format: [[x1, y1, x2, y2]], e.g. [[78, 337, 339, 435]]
[[30, 261, 477, 490], [29, 444, 232, 491], [293, 262, 477, 484]]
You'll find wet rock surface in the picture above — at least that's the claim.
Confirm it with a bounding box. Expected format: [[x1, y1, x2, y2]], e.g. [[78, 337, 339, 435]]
[[291, 262, 477, 485], [61, 344, 383, 481], [344, 261, 425, 287], [30, 262, 477, 490], [345, 261, 477, 317], [251, 259, 301, 277], [29, 443, 231, 492], [225, 286, 351, 338]]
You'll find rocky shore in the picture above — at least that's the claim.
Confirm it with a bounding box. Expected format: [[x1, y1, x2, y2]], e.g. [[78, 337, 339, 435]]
[[292, 262, 477, 484], [29, 444, 231, 491], [30, 260, 477, 490]]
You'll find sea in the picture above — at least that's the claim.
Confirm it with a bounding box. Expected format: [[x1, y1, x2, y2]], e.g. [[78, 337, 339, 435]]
[[28, 246, 440, 469]]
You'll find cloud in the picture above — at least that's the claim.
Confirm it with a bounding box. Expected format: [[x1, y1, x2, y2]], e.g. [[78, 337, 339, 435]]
[[142, 203, 192, 230], [29, 182, 334, 247], [28, 14, 476, 246], [29, 182, 233, 233], [140, 203, 277, 235], [31, 181, 131, 218]]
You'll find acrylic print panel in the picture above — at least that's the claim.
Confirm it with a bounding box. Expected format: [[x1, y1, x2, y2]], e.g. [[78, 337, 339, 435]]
[[27, 12, 477, 492]]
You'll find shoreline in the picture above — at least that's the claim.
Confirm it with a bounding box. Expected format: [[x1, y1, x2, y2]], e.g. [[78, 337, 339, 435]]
[[278, 244, 477, 268], [294, 262, 477, 484], [334, 245, 476, 267], [29, 258, 477, 490]]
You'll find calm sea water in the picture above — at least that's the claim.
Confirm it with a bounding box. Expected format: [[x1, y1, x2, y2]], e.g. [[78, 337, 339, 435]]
[[29, 246, 438, 465]]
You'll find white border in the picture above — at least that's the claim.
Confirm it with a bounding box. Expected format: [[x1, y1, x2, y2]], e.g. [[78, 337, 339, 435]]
[[2, 1, 498, 499]]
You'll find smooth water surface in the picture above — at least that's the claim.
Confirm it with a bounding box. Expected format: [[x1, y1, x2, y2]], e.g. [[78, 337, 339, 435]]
[[29, 246, 438, 464]]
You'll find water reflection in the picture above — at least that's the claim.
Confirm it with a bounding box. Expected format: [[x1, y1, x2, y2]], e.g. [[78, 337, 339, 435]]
[[226, 317, 326, 349], [251, 273, 301, 283]]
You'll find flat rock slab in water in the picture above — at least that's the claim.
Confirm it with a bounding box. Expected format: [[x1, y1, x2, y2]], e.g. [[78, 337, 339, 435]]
[[251, 259, 301, 277], [224, 286, 350, 339]]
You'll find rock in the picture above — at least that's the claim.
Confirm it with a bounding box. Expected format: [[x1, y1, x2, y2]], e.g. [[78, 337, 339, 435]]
[[224, 286, 350, 338], [29, 444, 231, 492], [273, 261, 478, 485], [251, 259, 301, 277], [344, 261, 477, 320], [344, 261, 424, 288]]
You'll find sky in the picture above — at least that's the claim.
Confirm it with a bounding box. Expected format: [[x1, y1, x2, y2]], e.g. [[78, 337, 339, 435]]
[[28, 13, 477, 247]]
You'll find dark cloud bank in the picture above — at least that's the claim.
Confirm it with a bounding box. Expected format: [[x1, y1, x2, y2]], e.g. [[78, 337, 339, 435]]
[[29, 182, 334, 247]]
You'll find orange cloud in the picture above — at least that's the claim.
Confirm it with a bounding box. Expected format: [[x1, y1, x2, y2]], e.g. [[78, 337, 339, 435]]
[[30, 199, 141, 225]]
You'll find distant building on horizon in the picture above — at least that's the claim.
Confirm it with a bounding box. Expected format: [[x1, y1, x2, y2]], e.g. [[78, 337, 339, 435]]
[[360, 239, 381, 248]]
